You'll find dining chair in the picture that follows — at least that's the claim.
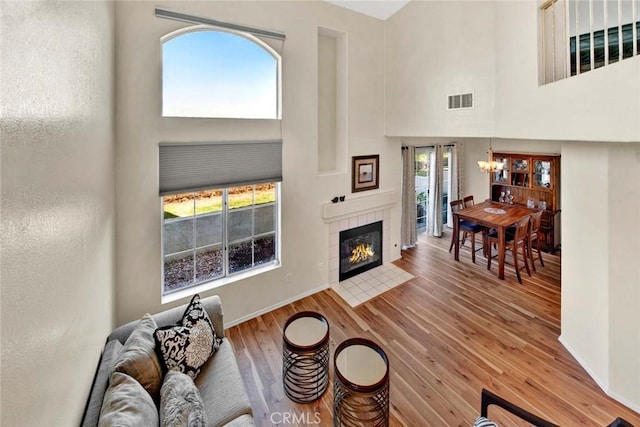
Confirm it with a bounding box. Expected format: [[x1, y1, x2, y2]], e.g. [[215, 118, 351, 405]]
[[463, 195, 475, 208], [449, 199, 486, 263], [487, 215, 531, 284], [528, 210, 545, 272]]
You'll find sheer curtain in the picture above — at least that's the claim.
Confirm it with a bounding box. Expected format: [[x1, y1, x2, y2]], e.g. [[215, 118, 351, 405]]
[[401, 146, 417, 248], [427, 145, 443, 237], [447, 143, 464, 228]]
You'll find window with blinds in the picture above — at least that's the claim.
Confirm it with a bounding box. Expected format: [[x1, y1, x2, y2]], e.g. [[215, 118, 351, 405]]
[[541, 0, 639, 84], [157, 11, 285, 297], [160, 140, 282, 295]]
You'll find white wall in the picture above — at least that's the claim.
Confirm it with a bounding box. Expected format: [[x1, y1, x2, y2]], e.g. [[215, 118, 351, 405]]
[[560, 142, 640, 412], [0, 1, 115, 425], [560, 143, 611, 389], [385, 1, 497, 138], [607, 145, 640, 409], [114, 1, 401, 326], [495, 1, 640, 142], [385, 0, 640, 143]]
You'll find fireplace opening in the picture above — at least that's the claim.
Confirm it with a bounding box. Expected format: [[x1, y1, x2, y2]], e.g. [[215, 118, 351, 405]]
[[339, 221, 382, 281]]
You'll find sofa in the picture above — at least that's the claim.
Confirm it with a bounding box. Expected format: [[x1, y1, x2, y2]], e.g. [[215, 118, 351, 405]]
[[81, 295, 254, 426]]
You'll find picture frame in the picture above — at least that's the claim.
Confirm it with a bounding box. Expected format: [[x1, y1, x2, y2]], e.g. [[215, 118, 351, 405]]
[[352, 155, 379, 193]]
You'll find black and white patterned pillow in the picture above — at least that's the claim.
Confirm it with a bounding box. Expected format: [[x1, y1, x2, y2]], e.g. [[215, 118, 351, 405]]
[[154, 294, 222, 379], [474, 416, 498, 427]]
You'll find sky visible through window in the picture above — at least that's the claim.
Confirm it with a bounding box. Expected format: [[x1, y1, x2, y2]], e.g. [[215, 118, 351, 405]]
[[163, 30, 278, 119]]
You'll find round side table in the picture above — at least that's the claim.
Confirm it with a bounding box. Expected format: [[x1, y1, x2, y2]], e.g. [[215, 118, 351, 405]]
[[282, 311, 330, 403], [333, 338, 389, 427]]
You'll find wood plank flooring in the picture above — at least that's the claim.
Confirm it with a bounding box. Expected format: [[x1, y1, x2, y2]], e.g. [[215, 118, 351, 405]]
[[226, 231, 640, 426]]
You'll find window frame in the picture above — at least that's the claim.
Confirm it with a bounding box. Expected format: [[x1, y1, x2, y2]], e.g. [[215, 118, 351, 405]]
[[161, 183, 281, 304], [161, 24, 282, 120], [541, 0, 639, 84]]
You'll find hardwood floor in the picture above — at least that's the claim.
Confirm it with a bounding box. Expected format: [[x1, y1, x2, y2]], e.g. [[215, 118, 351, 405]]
[[226, 232, 640, 426]]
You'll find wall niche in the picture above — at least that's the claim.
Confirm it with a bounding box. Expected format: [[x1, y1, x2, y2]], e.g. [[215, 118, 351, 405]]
[[318, 26, 347, 174]]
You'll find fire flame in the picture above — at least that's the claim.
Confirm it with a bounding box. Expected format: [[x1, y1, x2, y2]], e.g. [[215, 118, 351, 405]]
[[350, 243, 375, 264]]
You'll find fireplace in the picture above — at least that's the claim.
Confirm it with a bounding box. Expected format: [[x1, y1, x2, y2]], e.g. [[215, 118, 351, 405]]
[[339, 221, 383, 281]]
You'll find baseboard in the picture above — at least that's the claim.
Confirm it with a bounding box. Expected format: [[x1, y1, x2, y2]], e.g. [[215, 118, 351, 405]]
[[224, 283, 330, 329], [558, 335, 640, 415]]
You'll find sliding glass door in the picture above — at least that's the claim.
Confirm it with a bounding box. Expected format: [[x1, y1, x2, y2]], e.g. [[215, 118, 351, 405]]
[[414, 146, 451, 234], [415, 148, 430, 233]]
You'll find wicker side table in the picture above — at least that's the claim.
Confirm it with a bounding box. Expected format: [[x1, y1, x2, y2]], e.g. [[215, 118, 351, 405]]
[[333, 338, 389, 427], [282, 311, 330, 403]]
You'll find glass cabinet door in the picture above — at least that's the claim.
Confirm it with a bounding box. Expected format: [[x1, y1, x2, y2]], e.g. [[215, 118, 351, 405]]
[[533, 160, 552, 188], [512, 158, 529, 172], [492, 156, 508, 183], [510, 158, 529, 186]]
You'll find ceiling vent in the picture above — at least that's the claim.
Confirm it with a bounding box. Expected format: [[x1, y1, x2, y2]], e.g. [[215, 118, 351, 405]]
[[448, 92, 473, 110]]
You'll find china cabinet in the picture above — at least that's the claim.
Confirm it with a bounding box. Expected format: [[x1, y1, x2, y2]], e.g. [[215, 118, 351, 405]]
[[490, 152, 560, 253]]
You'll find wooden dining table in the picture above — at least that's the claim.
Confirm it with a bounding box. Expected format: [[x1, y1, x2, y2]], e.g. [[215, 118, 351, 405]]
[[453, 201, 537, 280]]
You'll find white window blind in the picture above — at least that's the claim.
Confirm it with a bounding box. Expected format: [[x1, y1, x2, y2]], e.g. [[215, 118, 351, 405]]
[[159, 140, 283, 195]]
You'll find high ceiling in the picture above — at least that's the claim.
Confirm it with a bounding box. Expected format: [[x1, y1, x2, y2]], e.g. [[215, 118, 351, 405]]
[[323, 0, 410, 20]]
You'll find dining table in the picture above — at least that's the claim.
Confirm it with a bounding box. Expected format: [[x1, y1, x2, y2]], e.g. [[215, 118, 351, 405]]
[[452, 200, 537, 280]]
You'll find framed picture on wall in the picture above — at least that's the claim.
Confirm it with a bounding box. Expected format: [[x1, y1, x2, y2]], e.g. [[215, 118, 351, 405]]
[[352, 155, 379, 193]]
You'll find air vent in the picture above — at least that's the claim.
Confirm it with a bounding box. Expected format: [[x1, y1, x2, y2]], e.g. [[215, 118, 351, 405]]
[[448, 93, 473, 110]]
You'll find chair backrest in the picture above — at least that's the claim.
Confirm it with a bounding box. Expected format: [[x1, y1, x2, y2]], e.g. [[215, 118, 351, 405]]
[[463, 195, 475, 208], [514, 215, 531, 244], [530, 210, 543, 235], [450, 199, 464, 213]]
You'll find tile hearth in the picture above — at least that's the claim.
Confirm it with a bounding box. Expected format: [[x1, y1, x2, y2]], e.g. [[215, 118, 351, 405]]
[[330, 263, 414, 307]]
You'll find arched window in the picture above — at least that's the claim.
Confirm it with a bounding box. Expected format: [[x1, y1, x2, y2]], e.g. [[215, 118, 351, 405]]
[[162, 27, 281, 119]]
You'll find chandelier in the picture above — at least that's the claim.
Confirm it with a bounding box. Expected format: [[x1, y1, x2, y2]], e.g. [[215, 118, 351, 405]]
[[477, 140, 504, 173]]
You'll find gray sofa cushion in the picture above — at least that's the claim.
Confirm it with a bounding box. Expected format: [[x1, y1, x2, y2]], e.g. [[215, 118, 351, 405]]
[[223, 414, 255, 427], [98, 372, 159, 426], [160, 371, 207, 427], [82, 340, 124, 427], [195, 339, 253, 426], [113, 314, 163, 400]]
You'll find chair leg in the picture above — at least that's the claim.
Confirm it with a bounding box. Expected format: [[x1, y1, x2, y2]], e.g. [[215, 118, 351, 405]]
[[482, 230, 487, 257], [529, 237, 545, 271], [487, 242, 492, 270], [512, 246, 522, 284], [528, 239, 536, 273], [448, 229, 457, 253], [521, 243, 531, 277], [537, 239, 544, 267], [471, 232, 476, 264]]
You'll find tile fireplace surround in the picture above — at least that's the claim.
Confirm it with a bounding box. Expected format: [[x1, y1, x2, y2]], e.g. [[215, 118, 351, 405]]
[[329, 208, 390, 285], [323, 191, 414, 307]]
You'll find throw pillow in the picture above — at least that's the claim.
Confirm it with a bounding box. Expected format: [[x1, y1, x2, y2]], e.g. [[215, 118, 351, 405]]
[[113, 313, 163, 400], [154, 294, 222, 379], [474, 416, 498, 427], [160, 370, 207, 427], [82, 340, 124, 427], [98, 372, 159, 427]]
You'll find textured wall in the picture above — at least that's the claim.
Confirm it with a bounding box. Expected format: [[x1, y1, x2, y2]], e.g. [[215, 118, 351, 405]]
[[385, 1, 497, 138], [0, 1, 115, 425], [560, 142, 640, 413], [495, 1, 640, 142], [114, 1, 401, 327]]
